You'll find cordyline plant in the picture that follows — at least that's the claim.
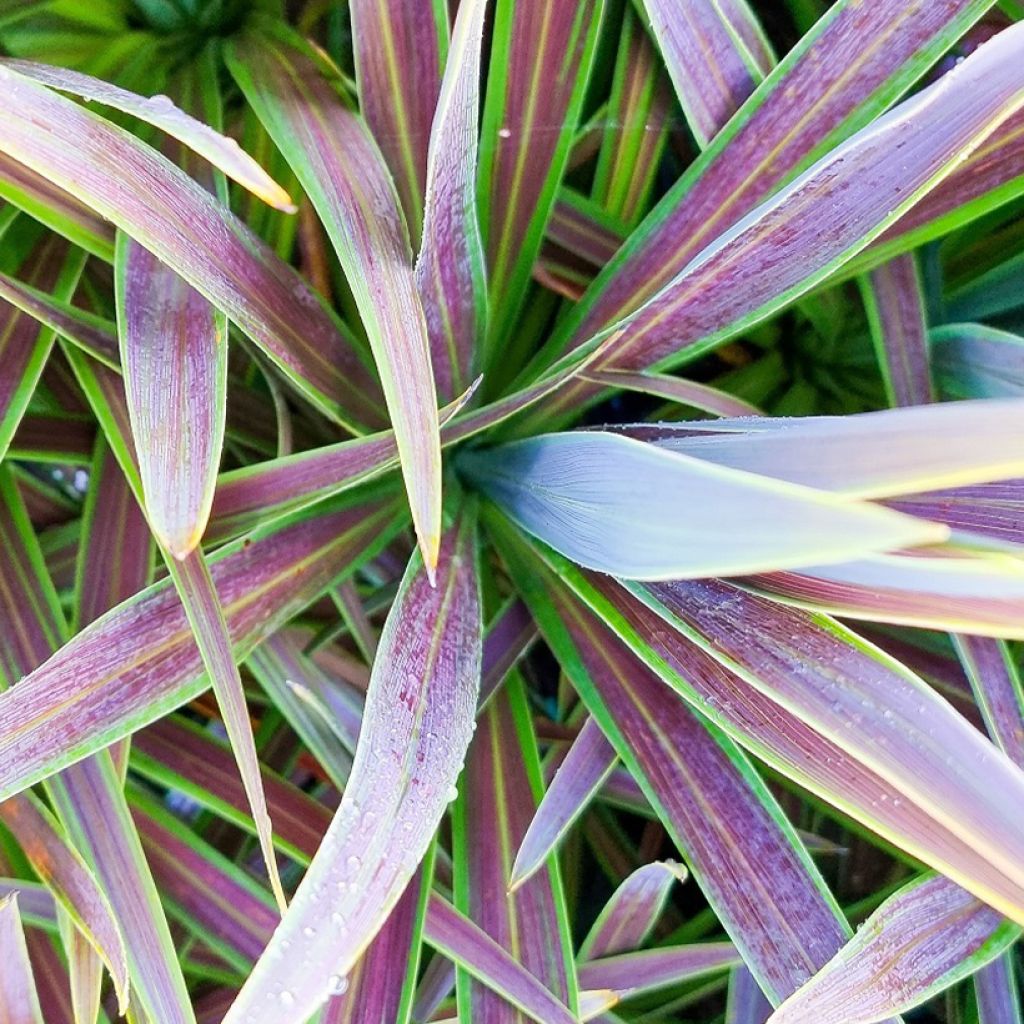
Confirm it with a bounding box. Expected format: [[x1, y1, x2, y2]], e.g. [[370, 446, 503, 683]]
[[0, 1, 1023, 1023]]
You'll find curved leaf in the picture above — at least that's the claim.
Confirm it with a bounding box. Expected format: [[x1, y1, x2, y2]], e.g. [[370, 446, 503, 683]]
[[463, 431, 944, 580], [222, 513, 481, 1024]]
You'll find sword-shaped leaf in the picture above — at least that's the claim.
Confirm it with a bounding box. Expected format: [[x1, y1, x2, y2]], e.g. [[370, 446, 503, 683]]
[[0, 894, 45, 1024], [463, 431, 944, 580], [0, 491, 401, 801], [416, 0, 487, 402], [351, 0, 447, 237], [640, 0, 769, 148], [553, 0, 1000, 359], [0, 794, 129, 1014], [452, 673, 578, 1021], [0, 61, 384, 429], [750, 550, 1024, 639], [767, 874, 1019, 1024], [579, 861, 688, 960], [510, 716, 618, 891], [478, 0, 605, 354], [975, 954, 1023, 1024], [488, 516, 857, 1005], [227, 25, 443, 576], [0, 58, 295, 210], [860, 254, 934, 407], [222, 513, 481, 1024], [641, 400, 1024, 497]]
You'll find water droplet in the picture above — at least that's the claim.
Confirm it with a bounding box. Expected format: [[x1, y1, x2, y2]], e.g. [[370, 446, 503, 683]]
[[280, 990, 295, 1007], [498, 126, 511, 139], [446, 785, 459, 803], [303, 926, 316, 938], [328, 974, 349, 996], [346, 854, 361, 873]]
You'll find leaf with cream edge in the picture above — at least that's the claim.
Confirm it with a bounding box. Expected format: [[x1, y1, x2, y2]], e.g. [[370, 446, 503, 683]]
[[639, 0, 770, 148], [461, 431, 945, 581], [491, 517, 1024, 930], [859, 253, 934, 408], [511, 716, 618, 890], [0, 465, 195, 1024], [227, 25, 443, 577], [547, 0, 1002, 362], [524, 16, 1024, 424], [0, 58, 295, 211], [578, 861, 687, 960], [0, 489, 402, 802], [350, 0, 447, 239], [0, 894, 45, 1024], [767, 874, 1019, 1024], [0, 793, 129, 1015], [635, 400, 1024, 498], [477, 0, 606, 357], [452, 672, 579, 1022], [222, 512, 481, 1024], [0, 61, 384, 430], [487, 515, 864, 1007], [113, 72, 228, 560], [415, 0, 488, 403]]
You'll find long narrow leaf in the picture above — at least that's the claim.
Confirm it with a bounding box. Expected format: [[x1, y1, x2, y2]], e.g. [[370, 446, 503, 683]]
[[416, 0, 488, 402], [768, 874, 1019, 1024], [222, 513, 481, 1024], [453, 673, 578, 1021], [227, 26, 443, 575], [0, 62, 384, 429], [463, 431, 944, 580], [0, 894, 45, 1024]]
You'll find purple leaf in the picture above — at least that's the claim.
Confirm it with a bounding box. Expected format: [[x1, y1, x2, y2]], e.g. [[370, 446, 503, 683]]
[[0, 493, 400, 801], [767, 874, 1018, 1024], [511, 716, 618, 891], [0, 58, 295, 210], [579, 943, 740, 1004], [641, 0, 768, 148], [453, 674, 578, 1021], [351, 0, 447, 236], [478, 0, 606, 350], [116, 228, 226, 558], [490, 521, 856, 1005], [860, 254, 934, 407], [975, 953, 1023, 1024], [955, 635, 1024, 769], [0, 62, 384, 430], [0, 894, 45, 1024], [579, 861, 687, 961], [227, 26, 443, 576], [556, 0, 1000, 358], [222, 514, 481, 1024], [416, 0, 488, 402], [0, 794, 129, 1014]]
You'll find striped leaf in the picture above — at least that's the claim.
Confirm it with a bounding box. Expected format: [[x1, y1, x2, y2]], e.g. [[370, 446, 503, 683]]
[[351, 0, 448, 237], [0, 894, 45, 1024], [0, 61, 384, 430], [452, 673, 578, 1021], [222, 513, 481, 1024], [768, 874, 1018, 1024], [416, 0, 488, 402], [227, 26, 443, 574], [478, 0, 606, 354]]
